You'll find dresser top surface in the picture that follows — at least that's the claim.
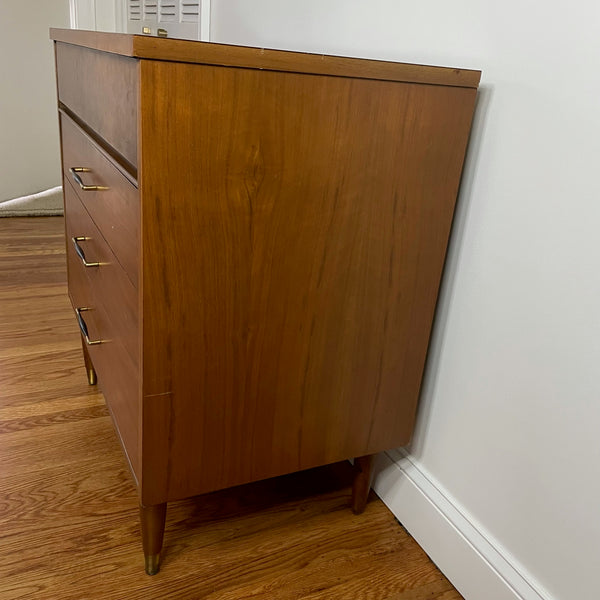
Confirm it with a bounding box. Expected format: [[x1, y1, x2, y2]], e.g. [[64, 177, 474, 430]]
[[50, 28, 480, 89]]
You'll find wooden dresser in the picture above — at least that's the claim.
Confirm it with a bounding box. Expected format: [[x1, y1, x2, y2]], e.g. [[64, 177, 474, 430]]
[[51, 28, 480, 574]]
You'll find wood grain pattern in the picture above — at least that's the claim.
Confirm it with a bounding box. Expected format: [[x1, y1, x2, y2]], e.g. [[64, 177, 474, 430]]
[[0, 219, 66, 286], [63, 181, 138, 366], [63, 184, 140, 477], [139, 60, 477, 503], [50, 28, 481, 89], [55, 41, 138, 169], [52, 32, 479, 571], [50, 27, 136, 56], [60, 114, 139, 287], [0, 218, 463, 597]]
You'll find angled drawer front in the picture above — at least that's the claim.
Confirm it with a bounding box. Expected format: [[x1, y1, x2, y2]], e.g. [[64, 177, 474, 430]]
[[55, 41, 138, 170], [64, 182, 139, 368], [61, 114, 139, 288], [64, 182, 140, 477]]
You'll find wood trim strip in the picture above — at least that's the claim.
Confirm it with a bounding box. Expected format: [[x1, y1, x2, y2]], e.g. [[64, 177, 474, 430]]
[[50, 28, 135, 56], [50, 28, 481, 88]]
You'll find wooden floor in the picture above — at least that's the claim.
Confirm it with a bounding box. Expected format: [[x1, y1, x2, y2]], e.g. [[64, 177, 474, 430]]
[[0, 216, 463, 600]]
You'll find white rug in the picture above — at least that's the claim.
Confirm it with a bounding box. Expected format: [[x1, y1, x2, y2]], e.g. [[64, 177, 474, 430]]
[[0, 186, 64, 217]]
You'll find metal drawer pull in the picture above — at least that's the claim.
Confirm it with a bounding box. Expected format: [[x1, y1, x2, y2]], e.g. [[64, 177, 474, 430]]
[[69, 167, 109, 191], [75, 307, 102, 346], [72, 236, 100, 267]]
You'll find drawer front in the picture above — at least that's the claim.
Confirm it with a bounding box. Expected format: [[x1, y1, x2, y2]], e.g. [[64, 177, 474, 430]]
[[61, 113, 139, 288], [70, 295, 140, 480], [65, 183, 140, 478], [55, 41, 138, 169], [65, 183, 139, 369]]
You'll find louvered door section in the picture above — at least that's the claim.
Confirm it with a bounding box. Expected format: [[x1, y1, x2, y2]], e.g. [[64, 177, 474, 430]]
[[126, 0, 204, 40], [128, 0, 141, 22], [144, 0, 158, 21]]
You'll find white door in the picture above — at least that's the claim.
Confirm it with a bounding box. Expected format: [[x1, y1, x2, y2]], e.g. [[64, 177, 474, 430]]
[[70, 0, 210, 40], [127, 0, 209, 40], [70, 0, 124, 32]]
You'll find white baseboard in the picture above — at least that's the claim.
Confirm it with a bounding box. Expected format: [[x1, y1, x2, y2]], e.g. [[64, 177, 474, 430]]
[[373, 449, 553, 600]]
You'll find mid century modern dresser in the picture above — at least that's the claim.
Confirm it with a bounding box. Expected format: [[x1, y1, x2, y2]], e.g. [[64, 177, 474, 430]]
[[51, 28, 480, 574]]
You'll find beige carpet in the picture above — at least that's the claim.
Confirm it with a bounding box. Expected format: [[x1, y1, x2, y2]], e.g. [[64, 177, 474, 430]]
[[0, 186, 63, 217]]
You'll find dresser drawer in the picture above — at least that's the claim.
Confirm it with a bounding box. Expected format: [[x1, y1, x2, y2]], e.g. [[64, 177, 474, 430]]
[[67, 283, 140, 479], [65, 183, 140, 478], [72, 295, 140, 480], [55, 41, 138, 169], [61, 114, 139, 288], [64, 183, 139, 369]]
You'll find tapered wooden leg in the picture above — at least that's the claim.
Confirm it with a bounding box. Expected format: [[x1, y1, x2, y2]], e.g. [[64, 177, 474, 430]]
[[140, 502, 167, 575], [351, 454, 375, 514], [80, 336, 97, 385]]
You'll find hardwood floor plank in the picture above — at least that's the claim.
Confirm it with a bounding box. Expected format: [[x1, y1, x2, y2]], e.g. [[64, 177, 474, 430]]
[[0, 217, 463, 600], [0, 392, 104, 420], [0, 350, 93, 400], [0, 416, 121, 476], [0, 402, 108, 434]]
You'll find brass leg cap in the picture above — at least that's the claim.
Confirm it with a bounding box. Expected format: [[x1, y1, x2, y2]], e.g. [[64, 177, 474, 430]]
[[87, 368, 97, 386], [145, 554, 161, 576]]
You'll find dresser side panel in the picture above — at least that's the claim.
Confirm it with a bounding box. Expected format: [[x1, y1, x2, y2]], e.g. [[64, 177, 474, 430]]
[[139, 59, 476, 503]]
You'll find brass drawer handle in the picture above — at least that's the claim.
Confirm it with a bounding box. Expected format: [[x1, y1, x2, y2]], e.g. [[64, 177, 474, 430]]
[[69, 167, 109, 191], [72, 236, 100, 267], [75, 307, 103, 345]]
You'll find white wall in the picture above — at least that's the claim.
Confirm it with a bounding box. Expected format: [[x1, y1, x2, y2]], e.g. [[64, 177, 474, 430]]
[[212, 2, 600, 600], [0, 1, 70, 203]]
